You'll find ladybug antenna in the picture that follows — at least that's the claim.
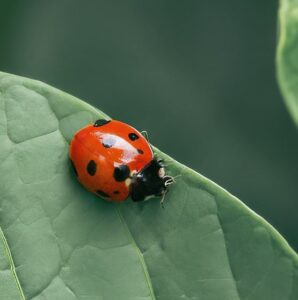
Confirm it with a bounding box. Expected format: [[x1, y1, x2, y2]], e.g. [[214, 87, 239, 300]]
[[171, 174, 182, 182]]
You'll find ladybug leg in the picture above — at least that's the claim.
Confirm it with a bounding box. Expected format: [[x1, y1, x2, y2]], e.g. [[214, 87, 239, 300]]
[[160, 191, 167, 209], [142, 130, 155, 153], [93, 119, 111, 127], [141, 130, 149, 141]]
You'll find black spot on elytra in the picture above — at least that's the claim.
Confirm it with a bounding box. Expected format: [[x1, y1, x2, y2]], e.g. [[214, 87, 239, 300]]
[[87, 160, 97, 176], [70, 160, 78, 176], [113, 190, 120, 194], [96, 190, 109, 198], [114, 165, 130, 182], [94, 119, 111, 127], [128, 132, 139, 141], [102, 136, 116, 148], [137, 149, 144, 154]]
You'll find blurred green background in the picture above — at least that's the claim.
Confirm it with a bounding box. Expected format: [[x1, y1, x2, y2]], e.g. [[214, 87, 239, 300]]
[[1, 0, 297, 251]]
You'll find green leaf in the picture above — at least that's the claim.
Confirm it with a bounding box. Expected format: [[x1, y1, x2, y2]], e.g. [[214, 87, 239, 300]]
[[277, 0, 298, 126], [0, 71, 297, 300], [0, 227, 25, 300]]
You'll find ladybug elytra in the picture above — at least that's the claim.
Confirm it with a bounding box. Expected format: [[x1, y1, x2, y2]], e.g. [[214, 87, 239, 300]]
[[69, 119, 174, 204]]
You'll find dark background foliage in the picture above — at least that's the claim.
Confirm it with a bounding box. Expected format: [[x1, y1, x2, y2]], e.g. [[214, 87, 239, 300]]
[[1, 0, 297, 250]]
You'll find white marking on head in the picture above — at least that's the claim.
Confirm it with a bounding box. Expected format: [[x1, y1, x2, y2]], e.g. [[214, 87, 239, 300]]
[[130, 170, 137, 177], [158, 167, 165, 177], [125, 178, 132, 187]]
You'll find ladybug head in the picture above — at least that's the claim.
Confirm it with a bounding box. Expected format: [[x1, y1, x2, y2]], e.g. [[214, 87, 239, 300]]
[[130, 158, 174, 204]]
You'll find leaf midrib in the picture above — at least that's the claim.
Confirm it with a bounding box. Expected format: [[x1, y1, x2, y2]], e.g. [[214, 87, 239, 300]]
[[116, 205, 156, 300], [0, 226, 26, 300]]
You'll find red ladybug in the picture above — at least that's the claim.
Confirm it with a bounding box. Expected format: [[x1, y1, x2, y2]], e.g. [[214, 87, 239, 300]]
[[69, 119, 173, 203]]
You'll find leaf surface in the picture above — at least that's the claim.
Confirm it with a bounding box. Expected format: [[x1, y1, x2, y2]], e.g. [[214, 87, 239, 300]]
[[277, 0, 298, 126], [0, 72, 297, 300]]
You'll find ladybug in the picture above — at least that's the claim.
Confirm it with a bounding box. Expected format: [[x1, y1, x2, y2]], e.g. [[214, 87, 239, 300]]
[[69, 119, 174, 204]]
